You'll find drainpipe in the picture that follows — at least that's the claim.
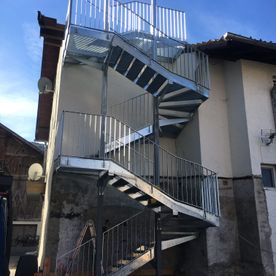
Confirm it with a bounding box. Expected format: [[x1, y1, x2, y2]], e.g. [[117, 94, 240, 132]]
[[271, 76, 276, 129]]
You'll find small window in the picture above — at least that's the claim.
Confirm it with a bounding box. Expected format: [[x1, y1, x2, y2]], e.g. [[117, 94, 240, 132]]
[[261, 166, 275, 188]]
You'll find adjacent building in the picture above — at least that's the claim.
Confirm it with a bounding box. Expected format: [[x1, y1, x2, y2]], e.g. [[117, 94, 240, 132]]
[[0, 123, 44, 272]]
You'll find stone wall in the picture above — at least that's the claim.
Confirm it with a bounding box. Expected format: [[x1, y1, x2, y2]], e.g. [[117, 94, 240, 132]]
[[44, 172, 144, 271]]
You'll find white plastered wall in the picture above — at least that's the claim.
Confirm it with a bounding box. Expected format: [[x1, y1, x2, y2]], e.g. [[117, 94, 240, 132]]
[[241, 60, 276, 175], [198, 59, 233, 177], [241, 60, 276, 268]]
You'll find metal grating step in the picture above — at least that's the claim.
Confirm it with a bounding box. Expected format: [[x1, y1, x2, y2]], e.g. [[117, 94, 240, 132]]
[[125, 59, 145, 81], [124, 186, 140, 194], [136, 67, 156, 88], [109, 46, 123, 67], [115, 52, 134, 74], [147, 74, 167, 94], [112, 178, 128, 188]]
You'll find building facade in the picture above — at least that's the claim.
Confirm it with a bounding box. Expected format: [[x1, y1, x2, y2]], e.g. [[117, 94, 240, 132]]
[[36, 1, 276, 276], [0, 123, 44, 272]]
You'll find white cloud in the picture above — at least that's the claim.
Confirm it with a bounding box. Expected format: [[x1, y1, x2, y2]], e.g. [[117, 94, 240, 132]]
[[22, 22, 43, 64], [0, 70, 38, 141], [0, 95, 37, 117]]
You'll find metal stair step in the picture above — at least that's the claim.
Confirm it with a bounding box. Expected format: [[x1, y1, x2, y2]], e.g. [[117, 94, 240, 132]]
[[135, 194, 151, 202], [162, 87, 191, 101], [136, 67, 155, 88], [147, 74, 167, 94], [159, 99, 203, 109], [128, 192, 144, 199], [109, 46, 123, 68], [125, 59, 145, 81], [159, 109, 191, 118], [117, 259, 130, 265], [112, 179, 128, 188], [115, 52, 134, 74], [147, 199, 163, 209], [124, 186, 140, 194], [118, 185, 131, 192], [134, 245, 148, 253]]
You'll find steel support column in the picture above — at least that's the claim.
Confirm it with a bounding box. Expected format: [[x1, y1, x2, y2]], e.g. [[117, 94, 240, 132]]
[[95, 172, 109, 276], [153, 97, 160, 184], [155, 212, 162, 276], [100, 65, 108, 158], [96, 54, 109, 276], [153, 94, 161, 275]]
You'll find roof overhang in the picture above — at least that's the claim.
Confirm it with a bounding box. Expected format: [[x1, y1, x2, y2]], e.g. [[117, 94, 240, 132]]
[[197, 32, 276, 65]]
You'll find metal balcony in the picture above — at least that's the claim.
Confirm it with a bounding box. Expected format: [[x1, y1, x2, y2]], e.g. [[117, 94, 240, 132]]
[[64, 0, 210, 93]]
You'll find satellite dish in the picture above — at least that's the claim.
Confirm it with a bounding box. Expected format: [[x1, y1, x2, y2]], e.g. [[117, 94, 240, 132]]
[[28, 163, 44, 181], [38, 77, 53, 93]]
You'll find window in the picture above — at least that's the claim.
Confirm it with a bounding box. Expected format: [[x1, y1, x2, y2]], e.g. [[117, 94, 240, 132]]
[[261, 166, 275, 188]]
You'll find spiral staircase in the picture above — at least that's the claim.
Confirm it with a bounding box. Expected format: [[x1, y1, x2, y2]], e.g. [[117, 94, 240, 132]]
[[54, 0, 220, 275]]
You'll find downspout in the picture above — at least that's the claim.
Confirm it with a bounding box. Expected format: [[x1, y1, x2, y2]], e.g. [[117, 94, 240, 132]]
[[271, 76, 276, 129]]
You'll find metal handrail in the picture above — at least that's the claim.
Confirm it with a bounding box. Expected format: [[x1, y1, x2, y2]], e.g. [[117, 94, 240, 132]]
[[57, 111, 220, 216], [102, 209, 154, 274], [66, 0, 210, 89], [55, 237, 96, 275]]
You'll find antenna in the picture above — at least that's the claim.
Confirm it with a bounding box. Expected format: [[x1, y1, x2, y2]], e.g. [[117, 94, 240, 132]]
[[28, 163, 44, 181], [261, 129, 276, 146], [38, 77, 53, 93]]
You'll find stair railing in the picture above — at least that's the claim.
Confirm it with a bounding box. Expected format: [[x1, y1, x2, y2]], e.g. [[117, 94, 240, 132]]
[[108, 93, 153, 131], [66, 0, 210, 89], [102, 209, 155, 275], [56, 111, 220, 216], [55, 237, 96, 275]]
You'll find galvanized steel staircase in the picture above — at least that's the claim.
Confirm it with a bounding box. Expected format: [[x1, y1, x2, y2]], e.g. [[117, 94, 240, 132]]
[[55, 0, 219, 275], [56, 111, 219, 275], [109, 91, 202, 138]]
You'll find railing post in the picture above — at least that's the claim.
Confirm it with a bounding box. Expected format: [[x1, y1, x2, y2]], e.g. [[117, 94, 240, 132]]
[[151, 0, 157, 60], [155, 212, 162, 276], [104, 0, 110, 31], [67, 0, 73, 26]]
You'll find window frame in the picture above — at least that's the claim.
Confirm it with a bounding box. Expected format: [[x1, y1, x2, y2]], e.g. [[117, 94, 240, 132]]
[[261, 165, 276, 189]]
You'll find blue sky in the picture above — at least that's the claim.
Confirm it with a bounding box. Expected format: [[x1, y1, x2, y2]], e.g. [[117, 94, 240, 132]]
[[0, 0, 275, 141]]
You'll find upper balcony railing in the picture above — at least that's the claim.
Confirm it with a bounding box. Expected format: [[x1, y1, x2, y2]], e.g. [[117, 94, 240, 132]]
[[68, 0, 186, 41], [65, 0, 210, 90]]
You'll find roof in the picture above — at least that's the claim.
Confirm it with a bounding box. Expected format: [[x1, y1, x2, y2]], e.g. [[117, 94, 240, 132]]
[[35, 12, 65, 141], [37, 11, 65, 47], [197, 32, 276, 65], [0, 123, 44, 154]]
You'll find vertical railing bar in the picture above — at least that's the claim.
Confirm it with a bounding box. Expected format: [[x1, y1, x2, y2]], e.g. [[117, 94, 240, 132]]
[[111, 229, 114, 270], [128, 127, 131, 170], [123, 124, 126, 167], [118, 121, 121, 163]]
